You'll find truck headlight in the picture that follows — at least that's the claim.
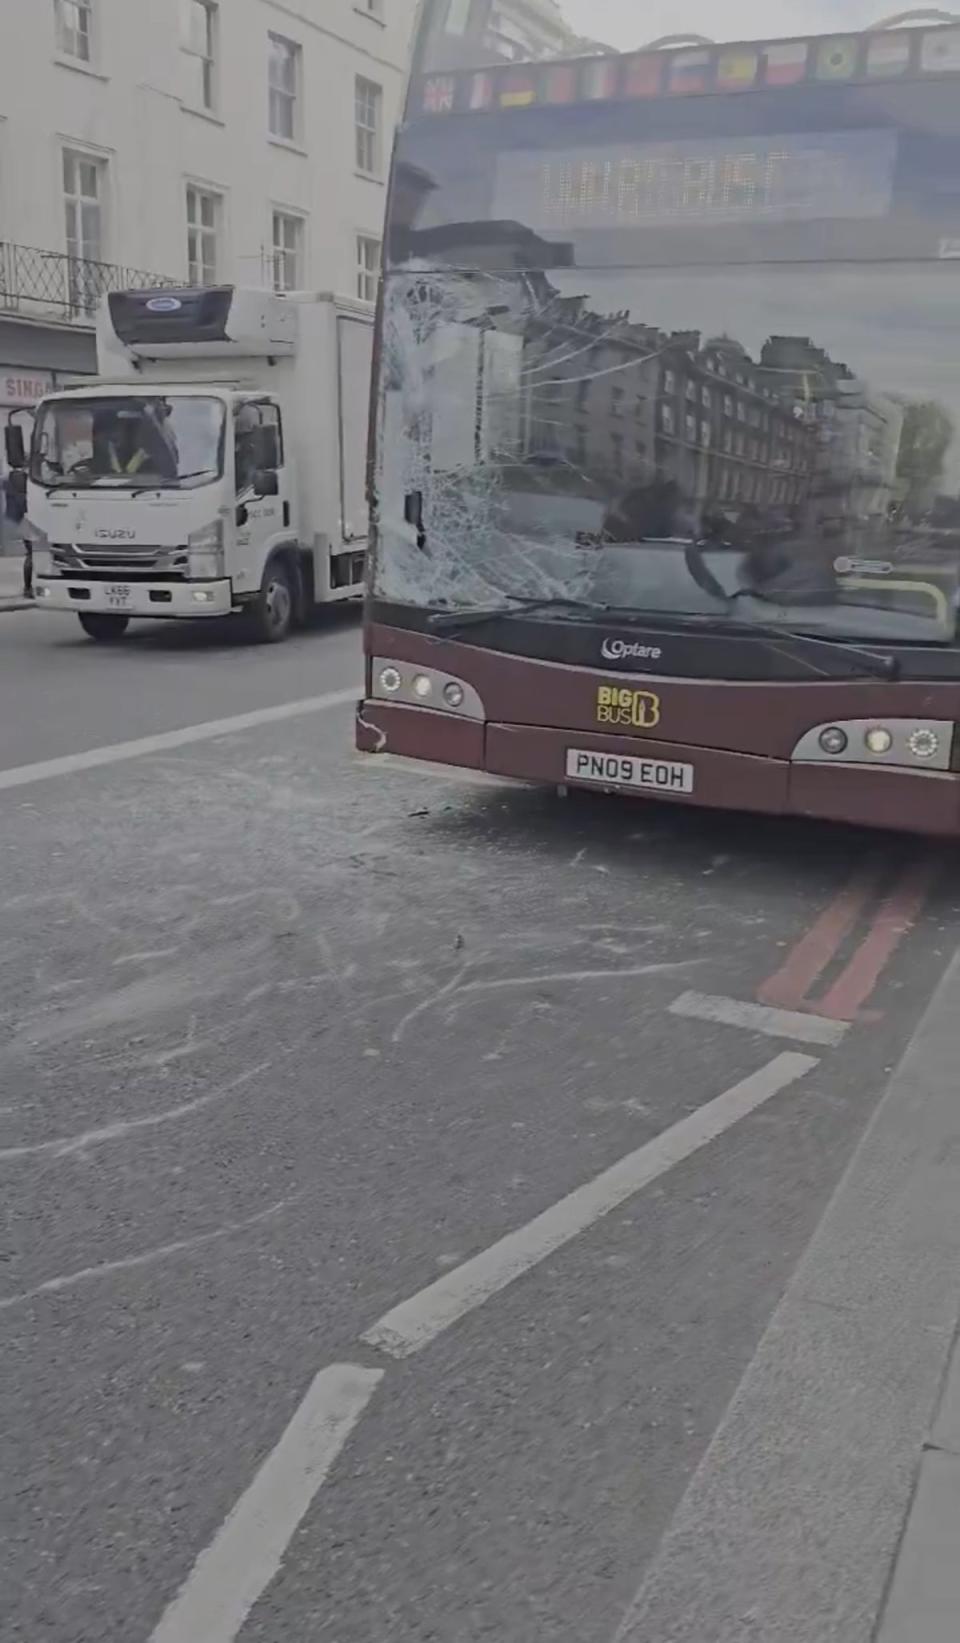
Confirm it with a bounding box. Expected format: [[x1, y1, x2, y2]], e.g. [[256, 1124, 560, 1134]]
[[187, 519, 225, 577]]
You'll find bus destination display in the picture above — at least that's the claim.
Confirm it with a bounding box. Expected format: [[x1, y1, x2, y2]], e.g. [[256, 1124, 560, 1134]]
[[492, 130, 898, 232]]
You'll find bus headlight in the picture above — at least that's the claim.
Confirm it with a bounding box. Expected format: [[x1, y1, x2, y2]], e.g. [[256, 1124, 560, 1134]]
[[371, 659, 485, 719], [795, 719, 953, 771], [907, 728, 940, 760], [819, 726, 848, 755]]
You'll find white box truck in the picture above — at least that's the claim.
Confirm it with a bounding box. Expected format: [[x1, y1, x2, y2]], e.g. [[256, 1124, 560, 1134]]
[[5, 286, 374, 642]]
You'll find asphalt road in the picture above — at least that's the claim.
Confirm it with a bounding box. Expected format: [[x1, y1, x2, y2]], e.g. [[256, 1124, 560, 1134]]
[[3, 607, 960, 1642]]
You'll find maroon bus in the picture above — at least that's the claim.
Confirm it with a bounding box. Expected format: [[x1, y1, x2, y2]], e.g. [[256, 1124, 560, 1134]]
[[358, 3, 960, 834]]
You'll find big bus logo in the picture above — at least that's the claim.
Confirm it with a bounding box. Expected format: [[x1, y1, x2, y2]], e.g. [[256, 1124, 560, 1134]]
[[596, 686, 661, 730]]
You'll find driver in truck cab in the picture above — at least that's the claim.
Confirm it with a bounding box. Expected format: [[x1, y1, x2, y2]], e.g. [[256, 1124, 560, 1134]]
[[91, 404, 178, 480]]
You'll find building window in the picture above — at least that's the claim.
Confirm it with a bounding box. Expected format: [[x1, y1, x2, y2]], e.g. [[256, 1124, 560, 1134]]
[[56, 0, 92, 62], [722, 429, 733, 454], [355, 76, 382, 175], [661, 403, 675, 436], [662, 368, 675, 395], [356, 234, 381, 302], [181, 1, 217, 111], [273, 211, 304, 291], [701, 386, 711, 409], [186, 184, 220, 284], [736, 402, 746, 422], [63, 149, 104, 263], [701, 422, 711, 447], [685, 379, 697, 402], [269, 34, 301, 142], [63, 148, 105, 309], [610, 386, 624, 416], [685, 413, 697, 443]]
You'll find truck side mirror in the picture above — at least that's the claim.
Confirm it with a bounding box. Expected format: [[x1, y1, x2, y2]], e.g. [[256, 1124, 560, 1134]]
[[254, 468, 279, 498], [236, 502, 249, 527], [4, 425, 26, 469]]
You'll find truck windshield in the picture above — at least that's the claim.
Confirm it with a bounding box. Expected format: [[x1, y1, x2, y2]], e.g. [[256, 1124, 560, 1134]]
[[30, 396, 226, 491], [372, 1, 960, 653]]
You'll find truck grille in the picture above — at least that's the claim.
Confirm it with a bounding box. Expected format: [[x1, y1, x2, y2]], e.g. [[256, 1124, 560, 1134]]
[[52, 543, 189, 575]]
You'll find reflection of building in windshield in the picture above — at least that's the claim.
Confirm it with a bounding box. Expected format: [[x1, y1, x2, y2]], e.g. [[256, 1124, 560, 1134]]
[[514, 293, 934, 541], [518, 301, 820, 530]]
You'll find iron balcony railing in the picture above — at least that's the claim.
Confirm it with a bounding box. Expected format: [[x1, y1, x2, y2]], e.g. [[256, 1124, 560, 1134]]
[[0, 242, 178, 323]]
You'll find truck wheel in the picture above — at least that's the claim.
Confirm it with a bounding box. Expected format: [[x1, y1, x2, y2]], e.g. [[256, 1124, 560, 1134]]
[[78, 613, 130, 642], [249, 559, 294, 643]]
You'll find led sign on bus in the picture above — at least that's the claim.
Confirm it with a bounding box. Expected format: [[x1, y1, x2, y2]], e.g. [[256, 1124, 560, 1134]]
[[492, 130, 898, 231]]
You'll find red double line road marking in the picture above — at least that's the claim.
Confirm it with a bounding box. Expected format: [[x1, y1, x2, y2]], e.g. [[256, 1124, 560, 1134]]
[[814, 857, 940, 1023], [757, 853, 939, 1024], [757, 856, 885, 1013]]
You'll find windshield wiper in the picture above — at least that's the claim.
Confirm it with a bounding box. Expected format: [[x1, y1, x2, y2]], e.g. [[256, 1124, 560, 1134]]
[[600, 610, 900, 681], [129, 469, 217, 496], [428, 601, 898, 680], [429, 596, 603, 634]]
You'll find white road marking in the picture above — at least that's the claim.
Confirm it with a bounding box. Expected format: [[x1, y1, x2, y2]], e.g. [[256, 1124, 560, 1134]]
[[363, 1051, 819, 1359], [669, 990, 848, 1048], [148, 1364, 383, 1643], [0, 687, 357, 792]]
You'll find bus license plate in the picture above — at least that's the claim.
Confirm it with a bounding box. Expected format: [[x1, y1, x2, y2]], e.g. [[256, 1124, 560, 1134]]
[[566, 749, 695, 795], [105, 584, 132, 608]]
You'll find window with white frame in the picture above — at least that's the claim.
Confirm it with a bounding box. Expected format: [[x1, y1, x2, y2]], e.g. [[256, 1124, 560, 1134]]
[[63, 148, 105, 312], [272, 212, 304, 292], [355, 76, 382, 175], [181, 0, 218, 111], [268, 34, 301, 142], [356, 234, 381, 301], [55, 0, 93, 62], [63, 149, 104, 262], [186, 184, 221, 284]]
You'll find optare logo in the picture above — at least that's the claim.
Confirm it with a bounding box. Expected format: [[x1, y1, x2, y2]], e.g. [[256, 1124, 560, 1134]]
[[146, 296, 183, 313], [601, 637, 663, 662]]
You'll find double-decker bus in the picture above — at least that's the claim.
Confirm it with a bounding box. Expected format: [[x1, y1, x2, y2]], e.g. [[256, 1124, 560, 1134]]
[[358, 2, 960, 835]]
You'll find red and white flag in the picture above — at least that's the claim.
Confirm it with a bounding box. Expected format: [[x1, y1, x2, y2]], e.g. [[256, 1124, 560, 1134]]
[[763, 41, 809, 86]]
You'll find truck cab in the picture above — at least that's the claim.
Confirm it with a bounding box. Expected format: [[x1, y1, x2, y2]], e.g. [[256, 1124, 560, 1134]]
[[8, 285, 373, 642]]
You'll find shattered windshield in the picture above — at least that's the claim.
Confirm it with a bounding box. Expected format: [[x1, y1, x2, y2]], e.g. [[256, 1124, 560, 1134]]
[[30, 396, 226, 491], [371, 1, 960, 649]]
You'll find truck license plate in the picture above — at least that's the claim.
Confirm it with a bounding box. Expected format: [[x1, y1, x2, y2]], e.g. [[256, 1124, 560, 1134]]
[[566, 749, 695, 794], [105, 584, 132, 608]]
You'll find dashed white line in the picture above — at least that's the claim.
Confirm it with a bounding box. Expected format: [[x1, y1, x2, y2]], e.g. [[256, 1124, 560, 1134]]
[[0, 687, 356, 792], [669, 990, 848, 1048], [148, 1364, 383, 1643], [363, 1051, 819, 1359]]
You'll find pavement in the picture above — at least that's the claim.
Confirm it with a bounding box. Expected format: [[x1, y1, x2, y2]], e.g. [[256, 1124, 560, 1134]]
[[2, 601, 960, 1642]]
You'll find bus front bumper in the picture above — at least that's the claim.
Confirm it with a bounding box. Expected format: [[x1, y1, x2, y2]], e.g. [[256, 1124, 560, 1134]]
[[34, 577, 234, 618], [356, 700, 960, 837]]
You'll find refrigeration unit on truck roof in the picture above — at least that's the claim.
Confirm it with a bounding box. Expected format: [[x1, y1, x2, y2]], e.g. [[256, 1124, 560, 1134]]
[[101, 286, 298, 366]]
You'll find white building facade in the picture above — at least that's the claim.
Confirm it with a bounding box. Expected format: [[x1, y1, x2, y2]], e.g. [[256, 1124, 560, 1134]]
[[0, 0, 416, 391]]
